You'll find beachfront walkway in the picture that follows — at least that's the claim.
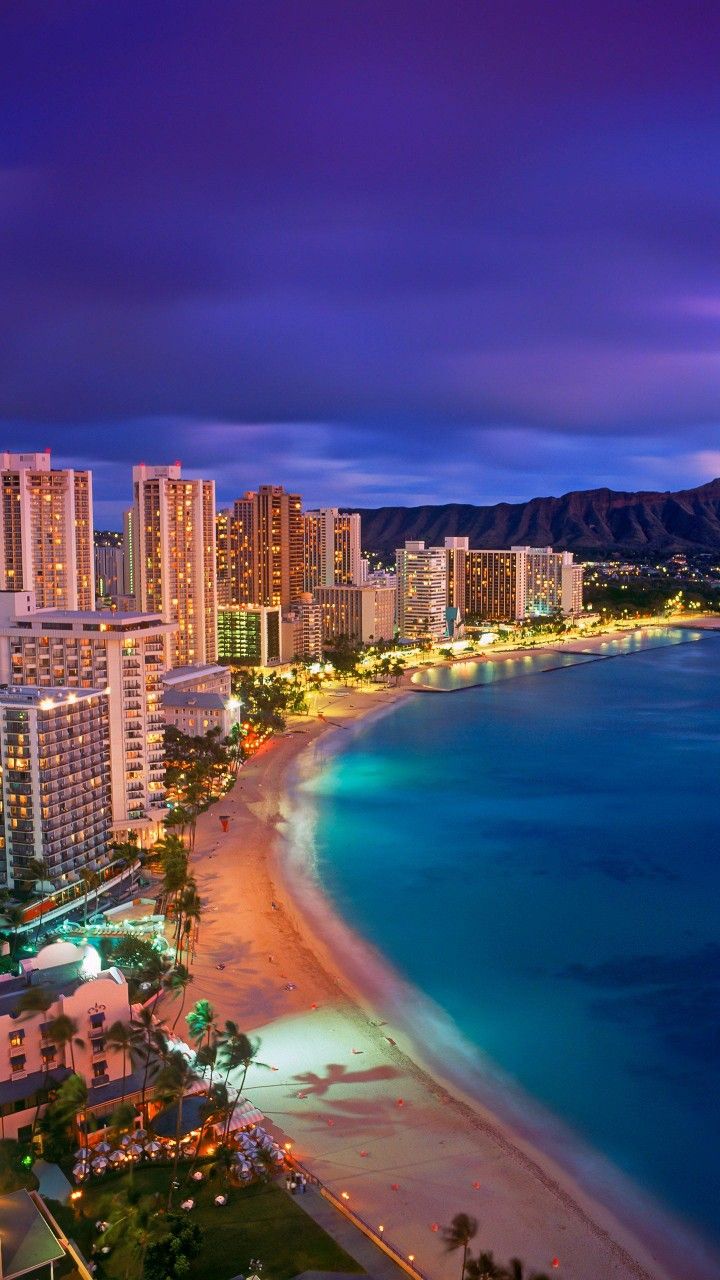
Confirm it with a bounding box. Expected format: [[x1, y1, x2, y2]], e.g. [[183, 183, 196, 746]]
[[292, 1185, 409, 1280]]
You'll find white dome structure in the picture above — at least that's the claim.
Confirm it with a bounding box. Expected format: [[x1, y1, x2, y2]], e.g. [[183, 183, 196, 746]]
[[33, 940, 85, 970]]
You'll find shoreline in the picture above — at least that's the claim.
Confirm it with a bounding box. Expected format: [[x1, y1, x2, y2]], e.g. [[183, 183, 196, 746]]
[[184, 623, 720, 1280]]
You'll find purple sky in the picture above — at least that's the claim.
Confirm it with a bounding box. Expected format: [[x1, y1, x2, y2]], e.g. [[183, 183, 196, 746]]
[[2, 1, 720, 526]]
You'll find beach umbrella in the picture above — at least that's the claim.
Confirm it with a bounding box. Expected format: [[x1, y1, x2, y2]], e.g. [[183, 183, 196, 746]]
[[75, 1147, 91, 1160], [134, 1128, 148, 1141], [91, 1157, 108, 1174], [144, 1140, 162, 1156], [95, 1141, 112, 1154], [108, 1150, 125, 1166], [72, 1163, 88, 1182], [119, 1133, 134, 1147]]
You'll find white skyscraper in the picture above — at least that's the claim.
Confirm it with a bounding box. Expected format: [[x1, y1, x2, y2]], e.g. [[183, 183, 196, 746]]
[[0, 450, 94, 610], [396, 541, 448, 642], [133, 463, 217, 666]]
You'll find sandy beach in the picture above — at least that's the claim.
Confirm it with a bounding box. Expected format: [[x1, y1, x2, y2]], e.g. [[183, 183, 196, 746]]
[[177, 628, 719, 1280]]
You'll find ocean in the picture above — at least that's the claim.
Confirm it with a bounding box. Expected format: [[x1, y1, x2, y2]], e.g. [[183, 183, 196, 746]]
[[294, 628, 720, 1253]]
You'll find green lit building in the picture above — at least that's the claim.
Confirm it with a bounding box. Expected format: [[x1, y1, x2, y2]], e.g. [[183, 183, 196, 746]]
[[217, 604, 281, 666]]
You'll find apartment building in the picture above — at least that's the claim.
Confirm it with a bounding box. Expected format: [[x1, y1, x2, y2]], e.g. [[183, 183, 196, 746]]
[[0, 941, 136, 1141], [133, 463, 217, 666], [0, 592, 173, 835], [0, 687, 111, 890], [303, 508, 362, 591], [0, 450, 94, 610], [315, 584, 396, 645], [396, 541, 448, 642]]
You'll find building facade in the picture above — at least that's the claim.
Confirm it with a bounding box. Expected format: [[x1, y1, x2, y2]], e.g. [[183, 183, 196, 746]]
[[228, 486, 303, 609], [315, 584, 396, 645], [303, 508, 362, 591], [94, 531, 125, 602], [396, 541, 448, 642], [0, 593, 172, 834], [0, 943, 136, 1140], [281, 594, 323, 662], [464, 550, 522, 621], [0, 687, 111, 889], [132, 463, 217, 666], [216, 508, 233, 606], [217, 604, 282, 666], [122, 507, 136, 599], [0, 451, 94, 611]]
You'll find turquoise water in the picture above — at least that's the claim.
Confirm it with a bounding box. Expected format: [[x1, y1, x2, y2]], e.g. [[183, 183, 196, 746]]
[[299, 629, 720, 1251]]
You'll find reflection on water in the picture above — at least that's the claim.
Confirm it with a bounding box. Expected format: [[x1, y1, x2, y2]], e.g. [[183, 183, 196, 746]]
[[411, 627, 703, 690]]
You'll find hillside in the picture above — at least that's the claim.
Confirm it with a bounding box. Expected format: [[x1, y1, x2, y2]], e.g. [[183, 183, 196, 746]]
[[354, 479, 720, 558]]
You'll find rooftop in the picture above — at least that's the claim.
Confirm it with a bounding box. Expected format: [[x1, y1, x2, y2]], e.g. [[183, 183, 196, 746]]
[[163, 691, 227, 710], [0, 685, 106, 709], [162, 663, 229, 685], [0, 1190, 66, 1278]]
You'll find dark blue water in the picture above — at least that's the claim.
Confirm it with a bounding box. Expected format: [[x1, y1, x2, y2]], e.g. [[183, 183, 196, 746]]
[[300, 630, 720, 1246]]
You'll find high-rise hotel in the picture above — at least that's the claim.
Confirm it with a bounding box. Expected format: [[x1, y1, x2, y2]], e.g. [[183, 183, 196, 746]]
[[303, 508, 362, 591], [220, 485, 304, 609], [0, 685, 111, 889], [0, 591, 173, 837], [0, 450, 94, 610], [396, 541, 448, 642], [133, 463, 217, 666]]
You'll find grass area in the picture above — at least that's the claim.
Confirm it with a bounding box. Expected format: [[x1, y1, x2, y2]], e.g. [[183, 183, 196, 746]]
[[0, 1138, 38, 1193], [50, 1166, 364, 1280]]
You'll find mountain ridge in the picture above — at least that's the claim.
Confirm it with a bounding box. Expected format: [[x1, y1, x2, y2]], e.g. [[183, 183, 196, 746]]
[[352, 478, 720, 557]]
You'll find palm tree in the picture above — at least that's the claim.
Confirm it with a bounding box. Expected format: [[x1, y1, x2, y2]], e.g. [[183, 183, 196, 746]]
[[152, 1049, 199, 1208], [16, 986, 57, 1140], [173, 881, 201, 964], [153, 834, 189, 912], [465, 1252, 504, 1280], [106, 1019, 135, 1103], [187, 1081, 228, 1178], [102, 1183, 162, 1280], [442, 1214, 479, 1280], [17, 985, 54, 1019], [502, 1260, 551, 1280], [130, 1008, 168, 1123], [216, 1024, 264, 1141], [186, 998, 216, 1050], [165, 964, 192, 1031], [46, 1014, 84, 1072], [3, 904, 27, 958], [23, 856, 53, 892], [54, 1072, 89, 1147], [79, 867, 102, 926]]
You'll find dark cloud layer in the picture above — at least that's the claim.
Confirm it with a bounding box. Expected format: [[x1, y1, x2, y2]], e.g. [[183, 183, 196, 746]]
[[2, 1, 720, 522]]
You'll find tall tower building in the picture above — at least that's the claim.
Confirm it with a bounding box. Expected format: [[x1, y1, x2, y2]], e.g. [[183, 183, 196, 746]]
[[122, 507, 136, 599], [303, 508, 362, 591], [229, 486, 303, 609], [0, 592, 174, 836], [0, 450, 94, 610], [396, 541, 448, 643], [216, 508, 233, 605], [0, 685, 111, 889], [133, 464, 217, 667]]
